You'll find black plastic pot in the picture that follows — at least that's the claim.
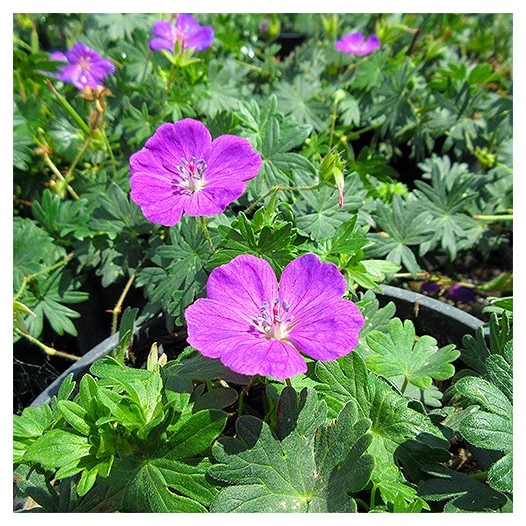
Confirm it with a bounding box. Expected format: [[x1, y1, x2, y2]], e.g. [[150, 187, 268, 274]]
[[29, 286, 485, 409], [378, 284, 486, 348]]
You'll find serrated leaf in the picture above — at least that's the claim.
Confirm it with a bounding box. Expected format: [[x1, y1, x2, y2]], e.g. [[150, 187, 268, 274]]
[[365, 318, 460, 390], [314, 352, 449, 482], [210, 387, 374, 512]]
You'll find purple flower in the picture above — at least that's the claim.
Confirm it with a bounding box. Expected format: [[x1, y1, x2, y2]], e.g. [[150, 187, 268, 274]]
[[130, 119, 262, 226], [50, 42, 115, 91], [335, 32, 380, 56], [420, 281, 440, 294], [149, 14, 214, 53], [446, 284, 478, 303], [259, 22, 269, 34], [185, 254, 365, 379]]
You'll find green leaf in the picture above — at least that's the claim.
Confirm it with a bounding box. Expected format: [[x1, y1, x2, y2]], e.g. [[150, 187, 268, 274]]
[[314, 353, 450, 482], [23, 429, 92, 478], [365, 318, 460, 389], [162, 347, 250, 393], [210, 387, 374, 513], [455, 375, 513, 493], [136, 217, 210, 323], [293, 174, 367, 240], [58, 400, 90, 435], [418, 465, 507, 512]]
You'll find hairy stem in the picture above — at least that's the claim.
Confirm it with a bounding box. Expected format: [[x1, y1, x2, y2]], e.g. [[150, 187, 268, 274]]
[[199, 216, 215, 252], [14, 253, 74, 303], [15, 328, 80, 361], [110, 271, 137, 335], [43, 154, 80, 200]]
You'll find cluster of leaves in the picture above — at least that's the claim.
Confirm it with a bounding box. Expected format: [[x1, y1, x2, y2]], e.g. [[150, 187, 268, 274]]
[[13, 291, 513, 513], [13, 12, 513, 513]]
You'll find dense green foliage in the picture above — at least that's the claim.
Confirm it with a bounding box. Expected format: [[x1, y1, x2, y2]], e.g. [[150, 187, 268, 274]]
[[13, 13, 512, 513]]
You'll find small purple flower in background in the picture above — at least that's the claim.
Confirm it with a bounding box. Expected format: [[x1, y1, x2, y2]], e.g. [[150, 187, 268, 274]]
[[335, 32, 380, 56], [420, 281, 440, 294], [130, 118, 262, 226], [185, 254, 365, 379], [446, 284, 478, 303], [149, 14, 214, 54], [49, 42, 115, 91], [259, 22, 269, 34]]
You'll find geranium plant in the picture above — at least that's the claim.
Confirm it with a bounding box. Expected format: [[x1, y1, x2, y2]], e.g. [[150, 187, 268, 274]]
[[13, 12, 513, 513]]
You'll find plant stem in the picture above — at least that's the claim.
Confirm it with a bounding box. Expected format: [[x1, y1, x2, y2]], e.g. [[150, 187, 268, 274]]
[[46, 80, 91, 137], [238, 388, 245, 416], [354, 497, 370, 512], [100, 128, 117, 178], [245, 183, 322, 214], [15, 328, 80, 361], [199, 217, 215, 252], [400, 376, 409, 395], [110, 271, 137, 335], [370, 483, 378, 510], [43, 154, 80, 200], [285, 378, 293, 388], [65, 133, 93, 180], [473, 214, 513, 221], [14, 253, 74, 302], [328, 99, 339, 150]]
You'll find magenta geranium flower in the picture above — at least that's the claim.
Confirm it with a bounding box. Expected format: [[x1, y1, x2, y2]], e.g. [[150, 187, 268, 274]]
[[185, 254, 365, 379], [49, 42, 115, 91], [335, 32, 380, 56], [149, 14, 214, 53], [130, 119, 262, 226]]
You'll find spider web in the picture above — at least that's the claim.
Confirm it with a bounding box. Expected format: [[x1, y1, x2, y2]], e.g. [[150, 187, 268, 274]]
[[13, 356, 61, 415]]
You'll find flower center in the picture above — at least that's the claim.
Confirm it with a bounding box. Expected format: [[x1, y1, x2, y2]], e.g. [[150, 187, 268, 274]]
[[176, 156, 207, 193], [255, 297, 294, 340], [78, 56, 92, 72]]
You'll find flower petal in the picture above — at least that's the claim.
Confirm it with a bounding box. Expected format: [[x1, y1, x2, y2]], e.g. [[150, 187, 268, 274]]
[[185, 25, 214, 52], [184, 181, 247, 216], [278, 253, 347, 320], [286, 297, 364, 361], [203, 135, 262, 183], [142, 120, 212, 173], [220, 339, 307, 379], [185, 298, 260, 358], [363, 35, 381, 54], [206, 255, 278, 319]]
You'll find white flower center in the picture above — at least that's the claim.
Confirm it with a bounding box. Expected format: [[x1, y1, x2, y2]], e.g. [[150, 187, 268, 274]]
[[176, 156, 207, 193]]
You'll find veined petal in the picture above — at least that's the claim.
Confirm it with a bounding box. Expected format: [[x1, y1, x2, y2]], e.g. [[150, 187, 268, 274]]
[[143, 120, 212, 172], [206, 255, 278, 318], [286, 298, 364, 361], [185, 25, 214, 52], [220, 339, 307, 379], [203, 135, 262, 183], [278, 254, 347, 320], [185, 298, 262, 358]]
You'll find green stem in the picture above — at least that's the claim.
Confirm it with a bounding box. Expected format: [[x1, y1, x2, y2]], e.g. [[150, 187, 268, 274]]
[[473, 214, 513, 221], [199, 217, 215, 252], [370, 483, 378, 510], [46, 80, 91, 137], [328, 99, 339, 150], [65, 133, 93, 180], [110, 270, 138, 335], [100, 129, 117, 178], [15, 328, 80, 361], [354, 497, 370, 512], [285, 378, 293, 388], [245, 183, 322, 214], [238, 388, 245, 416], [43, 154, 80, 200], [14, 253, 74, 302], [400, 376, 409, 395]]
